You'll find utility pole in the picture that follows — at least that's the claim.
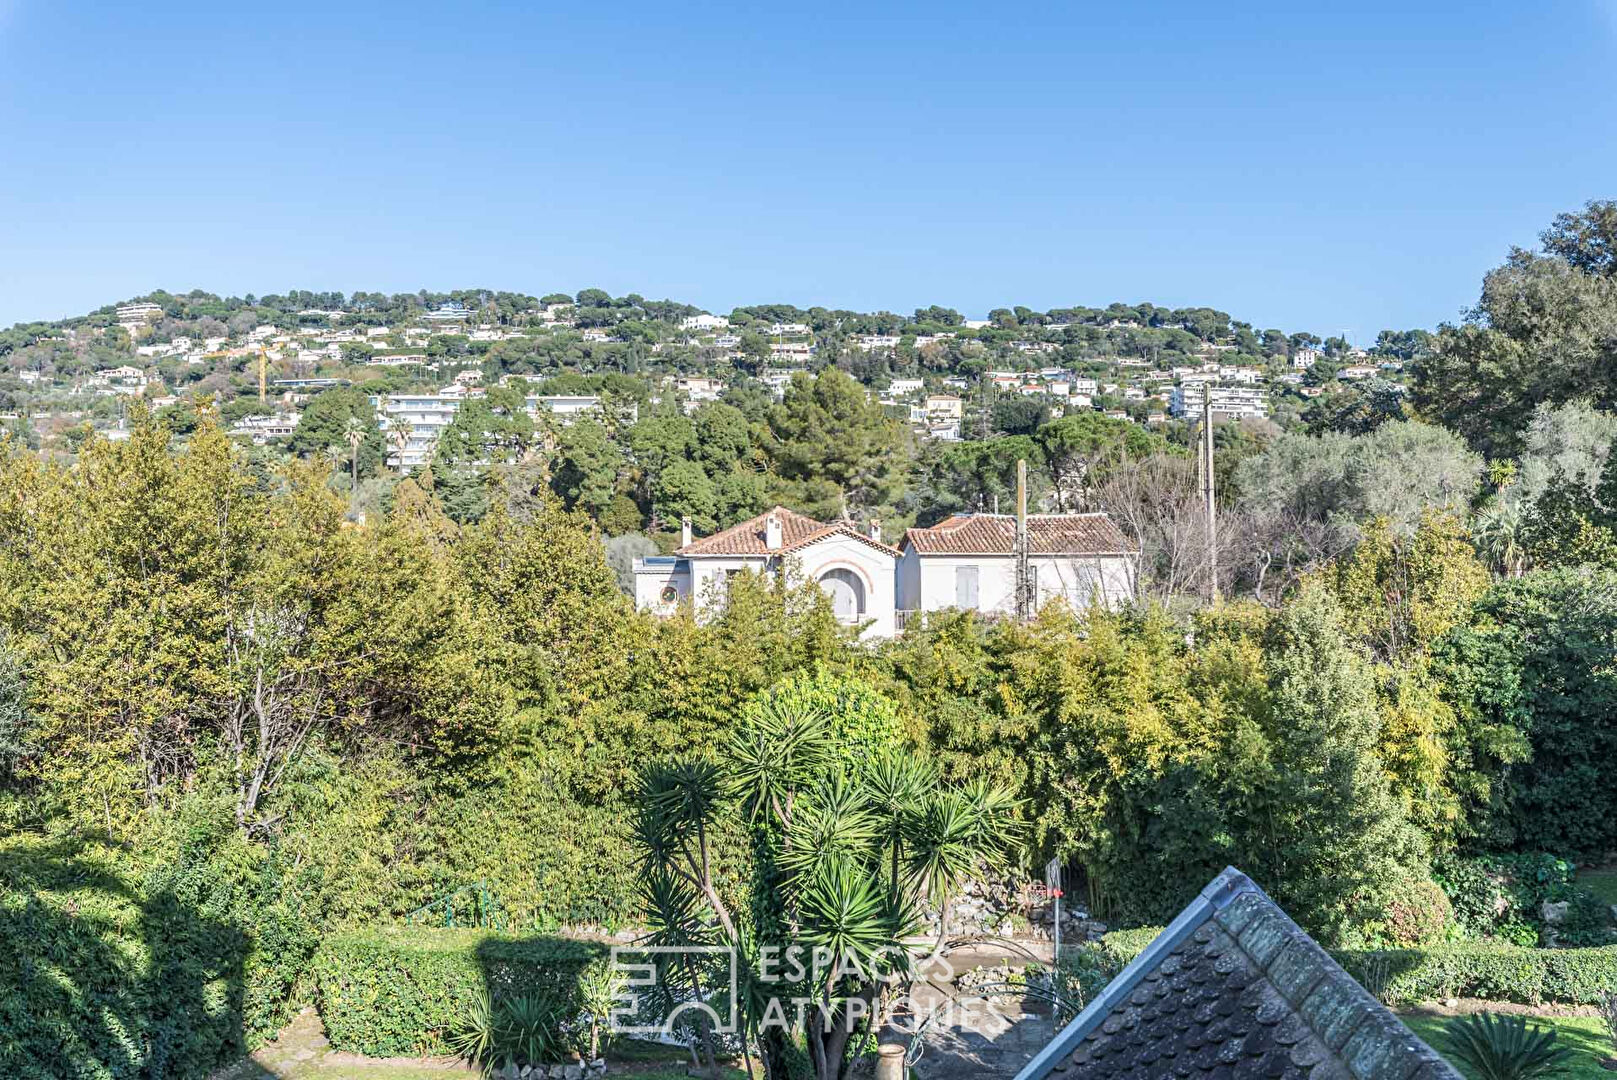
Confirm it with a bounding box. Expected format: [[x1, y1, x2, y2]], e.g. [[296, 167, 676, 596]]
[[1015, 458, 1033, 621], [1201, 394, 1218, 604]]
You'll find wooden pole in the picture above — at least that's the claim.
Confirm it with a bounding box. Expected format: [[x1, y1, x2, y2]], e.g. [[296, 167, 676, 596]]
[[1202, 394, 1218, 603], [1016, 458, 1032, 621]]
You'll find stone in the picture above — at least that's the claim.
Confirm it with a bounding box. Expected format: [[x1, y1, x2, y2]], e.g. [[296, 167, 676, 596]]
[[1541, 900, 1570, 924], [563, 1065, 584, 1080], [549, 1066, 566, 1079], [589, 1058, 607, 1074]]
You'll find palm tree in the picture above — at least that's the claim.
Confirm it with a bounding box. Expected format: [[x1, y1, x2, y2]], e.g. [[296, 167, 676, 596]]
[[343, 417, 365, 487], [1473, 497, 1528, 577], [389, 420, 413, 474]]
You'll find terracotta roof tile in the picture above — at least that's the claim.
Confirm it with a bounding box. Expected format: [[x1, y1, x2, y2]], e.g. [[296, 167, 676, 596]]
[[676, 506, 900, 558], [902, 513, 1135, 556]]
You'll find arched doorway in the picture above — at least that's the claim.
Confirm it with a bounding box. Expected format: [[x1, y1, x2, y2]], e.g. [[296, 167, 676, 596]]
[[818, 567, 866, 623]]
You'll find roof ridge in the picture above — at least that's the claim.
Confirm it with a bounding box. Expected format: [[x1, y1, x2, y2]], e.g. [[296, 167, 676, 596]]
[[1012, 868, 1462, 1080]]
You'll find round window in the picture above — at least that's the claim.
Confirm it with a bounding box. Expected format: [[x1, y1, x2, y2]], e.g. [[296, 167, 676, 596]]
[[660, 585, 679, 603]]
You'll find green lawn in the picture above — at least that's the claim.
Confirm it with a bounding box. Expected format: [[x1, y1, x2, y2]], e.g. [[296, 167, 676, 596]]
[[1578, 868, 1617, 907], [1399, 1011, 1615, 1080]]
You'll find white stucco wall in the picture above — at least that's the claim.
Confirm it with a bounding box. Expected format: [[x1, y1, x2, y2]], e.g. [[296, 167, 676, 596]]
[[669, 537, 897, 639], [794, 535, 896, 639], [903, 552, 1136, 615], [633, 558, 692, 614]]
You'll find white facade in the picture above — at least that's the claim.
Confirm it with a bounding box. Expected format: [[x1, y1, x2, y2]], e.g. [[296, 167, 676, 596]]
[[1170, 383, 1269, 420], [633, 508, 898, 639], [896, 513, 1138, 622], [680, 314, 730, 331], [372, 392, 618, 470], [896, 550, 1135, 616]]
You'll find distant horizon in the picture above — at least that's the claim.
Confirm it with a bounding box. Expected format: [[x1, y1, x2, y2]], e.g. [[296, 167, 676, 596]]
[[3, 0, 1612, 338], [6, 282, 1460, 346]]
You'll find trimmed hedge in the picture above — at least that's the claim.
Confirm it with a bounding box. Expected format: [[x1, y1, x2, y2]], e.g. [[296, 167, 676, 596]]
[[1091, 928, 1617, 1006], [310, 928, 609, 1056]]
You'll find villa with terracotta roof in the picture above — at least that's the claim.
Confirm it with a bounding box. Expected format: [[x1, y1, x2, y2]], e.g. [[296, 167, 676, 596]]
[[897, 512, 1138, 619], [632, 507, 900, 638], [633, 507, 1137, 637]]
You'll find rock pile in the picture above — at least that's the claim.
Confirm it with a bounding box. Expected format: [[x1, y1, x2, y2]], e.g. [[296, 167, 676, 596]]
[[497, 1059, 608, 1079], [922, 872, 1106, 943]]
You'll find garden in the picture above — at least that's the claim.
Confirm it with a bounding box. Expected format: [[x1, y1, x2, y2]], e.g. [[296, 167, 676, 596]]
[[8, 403, 1617, 1078]]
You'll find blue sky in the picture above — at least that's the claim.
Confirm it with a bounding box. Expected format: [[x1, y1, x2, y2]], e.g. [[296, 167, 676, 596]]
[[1, 1, 1614, 338]]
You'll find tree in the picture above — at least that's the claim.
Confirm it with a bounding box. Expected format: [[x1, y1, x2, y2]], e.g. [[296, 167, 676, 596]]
[[1520, 444, 1617, 570], [988, 394, 1047, 437], [691, 402, 752, 474], [1242, 585, 1428, 942], [604, 533, 658, 594], [633, 674, 1019, 1080], [1413, 221, 1617, 456], [1035, 412, 1168, 510], [653, 459, 717, 533], [550, 419, 623, 519], [288, 387, 385, 477], [1512, 399, 1617, 507], [434, 385, 537, 465], [1326, 513, 1489, 663], [1236, 421, 1482, 537], [1541, 198, 1617, 277], [766, 370, 907, 518], [907, 437, 1047, 524], [1435, 568, 1617, 856]]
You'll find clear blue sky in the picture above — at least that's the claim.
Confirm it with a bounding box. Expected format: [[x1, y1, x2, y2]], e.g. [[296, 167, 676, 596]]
[[2, 1, 1614, 339]]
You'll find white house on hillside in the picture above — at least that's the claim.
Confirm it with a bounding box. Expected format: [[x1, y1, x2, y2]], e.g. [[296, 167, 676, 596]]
[[634, 507, 899, 638], [897, 513, 1137, 621], [634, 507, 1138, 637]]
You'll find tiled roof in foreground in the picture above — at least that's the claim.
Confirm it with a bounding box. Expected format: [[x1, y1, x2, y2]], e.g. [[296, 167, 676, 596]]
[[1015, 868, 1462, 1080], [901, 513, 1136, 556]]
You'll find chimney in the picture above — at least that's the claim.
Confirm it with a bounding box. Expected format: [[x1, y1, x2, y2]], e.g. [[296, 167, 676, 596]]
[[765, 511, 783, 550], [869, 519, 882, 543], [681, 516, 692, 547]]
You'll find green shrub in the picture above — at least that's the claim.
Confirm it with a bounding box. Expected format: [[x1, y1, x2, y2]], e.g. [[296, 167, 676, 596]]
[[1095, 928, 1617, 1006], [310, 928, 608, 1056], [1367, 873, 1453, 948], [1434, 852, 1611, 946], [0, 834, 251, 1080], [1444, 1012, 1571, 1079], [451, 990, 573, 1076]]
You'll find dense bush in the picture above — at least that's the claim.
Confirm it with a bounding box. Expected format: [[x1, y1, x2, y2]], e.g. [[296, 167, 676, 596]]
[[1367, 873, 1454, 948], [1433, 853, 1612, 946], [0, 834, 251, 1080], [309, 928, 607, 1057], [1435, 568, 1617, 857], [1092, 926, 1617, 1006]]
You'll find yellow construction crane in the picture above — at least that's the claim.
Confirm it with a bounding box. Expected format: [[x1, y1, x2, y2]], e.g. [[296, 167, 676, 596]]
[[258, 345, 269, 404]]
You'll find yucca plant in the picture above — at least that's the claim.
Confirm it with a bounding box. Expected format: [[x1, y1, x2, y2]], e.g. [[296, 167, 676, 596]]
[[577, 958, 626, 1060], [448, 992, 496, 1076], [496, 992, 568, 1068], [634, 677, 1022, 1080], [450, 990, 570, 1078], [1445, 1012, 1571, 1080]]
